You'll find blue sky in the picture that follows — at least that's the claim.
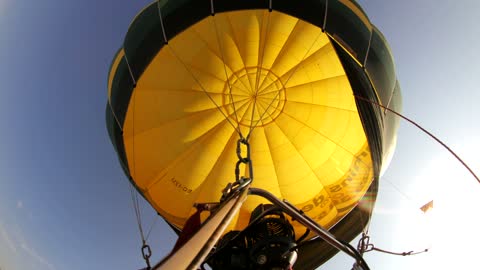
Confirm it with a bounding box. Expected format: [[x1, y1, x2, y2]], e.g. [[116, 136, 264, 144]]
[[1, 0, 479, 269]]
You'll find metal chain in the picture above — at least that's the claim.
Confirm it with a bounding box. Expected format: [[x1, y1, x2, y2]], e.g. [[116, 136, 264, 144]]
[[235, 138, 253, 182], [142, 244, 152, 269]]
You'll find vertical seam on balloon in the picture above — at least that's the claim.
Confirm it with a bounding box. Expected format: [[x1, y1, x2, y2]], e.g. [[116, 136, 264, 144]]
[[257, 43, 331, 95], [255, 17, 301, 92], [261, 124, 286, 200], [263, 74, 343, 95], [268, 96, 355, 153], [266, 40, 329, 93], [254, 10, 271, 96], [265, 101, 370, 170], [249, 11, 272, 137], [189, 26, 251, 94], [256, 19, 315, 92], [191, 127, 241, 219], [144, 119, 226, 192], [265, 108, 325, 192], [224, 14, 255, 92], [174, 121, 235, 220], [212, 13, 243, 138], [248, 27, 324, 138], [131, 83, 137, 181]]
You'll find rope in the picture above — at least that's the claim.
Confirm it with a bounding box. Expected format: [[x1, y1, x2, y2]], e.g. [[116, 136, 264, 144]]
[[126, 35, 152, 267], [211, 7, 244, 139], [354, 95, 480, 184], [156, 0, 168, 44], [156, 0, 243, 138], [129, 183, 153, 269], [322, 0, 328, 30], [166, 44, 244, 137], [124, 54, 138, 86], [145, 215, 159, 241], [370, 246, 429, 256], [129, 184, 146, 243], [339, 239, 371, 270], [356, 232, 429, 259]]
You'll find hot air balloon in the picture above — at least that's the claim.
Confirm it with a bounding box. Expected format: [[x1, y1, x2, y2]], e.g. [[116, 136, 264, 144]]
[[107, 0, 401, 269]]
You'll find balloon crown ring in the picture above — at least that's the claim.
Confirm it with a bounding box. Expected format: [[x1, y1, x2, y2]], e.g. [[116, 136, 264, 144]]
[[222, 67, 286, 128]]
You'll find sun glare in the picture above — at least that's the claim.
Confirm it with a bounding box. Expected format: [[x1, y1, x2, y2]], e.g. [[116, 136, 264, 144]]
[[367, 140, 480, 269], [423, 150, 480, 269]]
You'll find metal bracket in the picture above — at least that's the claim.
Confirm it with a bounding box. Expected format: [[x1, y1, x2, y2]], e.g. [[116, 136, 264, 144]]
[[221, 177, 252, 202]]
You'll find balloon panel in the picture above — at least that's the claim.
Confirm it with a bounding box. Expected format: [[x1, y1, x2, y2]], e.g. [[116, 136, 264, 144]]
[[119, 10, 374, 238]]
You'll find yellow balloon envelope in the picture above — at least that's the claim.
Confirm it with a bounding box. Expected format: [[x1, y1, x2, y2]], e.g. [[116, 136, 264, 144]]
[[107, 0, 401, 261]]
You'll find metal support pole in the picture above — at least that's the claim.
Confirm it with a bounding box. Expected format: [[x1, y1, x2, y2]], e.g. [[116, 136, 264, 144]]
[[249, 188, 369, 269]]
